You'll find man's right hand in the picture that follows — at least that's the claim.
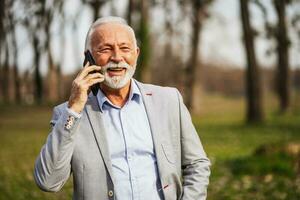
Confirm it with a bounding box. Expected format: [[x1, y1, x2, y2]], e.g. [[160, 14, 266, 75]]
[[68, 62, 104, 114]]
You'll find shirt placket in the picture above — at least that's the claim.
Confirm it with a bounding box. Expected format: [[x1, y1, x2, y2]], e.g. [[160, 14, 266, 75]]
[[119, 107, 139, 200]]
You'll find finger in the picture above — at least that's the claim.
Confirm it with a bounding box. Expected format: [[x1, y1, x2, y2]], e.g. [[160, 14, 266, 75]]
[[79, 65, 102, 79], [84, 65, 102, 74], [84, 61, 90, 68], [78, 65, 102, 80], [82, 72, 104, 82], [86, 77, 105, 87], [76, 73, 104, 91]]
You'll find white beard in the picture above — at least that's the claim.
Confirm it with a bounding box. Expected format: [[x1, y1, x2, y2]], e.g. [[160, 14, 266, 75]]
[[101, 61, 136, 89]]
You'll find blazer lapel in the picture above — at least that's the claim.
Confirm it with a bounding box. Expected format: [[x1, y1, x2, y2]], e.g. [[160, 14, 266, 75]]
[[84, 94, 114, 182], [136, 81, 166, 180]]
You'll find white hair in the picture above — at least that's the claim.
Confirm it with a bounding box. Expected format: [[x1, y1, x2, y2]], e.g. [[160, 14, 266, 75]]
[[84, 16, 137, 51]]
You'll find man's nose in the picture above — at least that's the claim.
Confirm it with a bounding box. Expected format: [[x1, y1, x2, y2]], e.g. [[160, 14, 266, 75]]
[[110, 50, 123, 63]]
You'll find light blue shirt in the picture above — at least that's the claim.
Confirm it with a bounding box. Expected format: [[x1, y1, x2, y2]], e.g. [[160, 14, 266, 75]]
[[97, 80, 164, 200]]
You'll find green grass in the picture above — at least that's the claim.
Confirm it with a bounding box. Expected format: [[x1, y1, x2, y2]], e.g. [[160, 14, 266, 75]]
[[0, 94, 299, 199], [196, 94, 300, 199], [196, 94, 300, 161], [0, 106, 73, 200]]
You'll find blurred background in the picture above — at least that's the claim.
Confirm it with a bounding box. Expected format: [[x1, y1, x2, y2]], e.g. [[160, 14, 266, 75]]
[[0, 0, 300, 199]]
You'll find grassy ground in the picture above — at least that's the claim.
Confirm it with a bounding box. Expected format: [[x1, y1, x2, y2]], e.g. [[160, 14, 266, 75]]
[[0, 94, 299, 199], [197, 94, 300, 199], [0, 106, 73, 200]]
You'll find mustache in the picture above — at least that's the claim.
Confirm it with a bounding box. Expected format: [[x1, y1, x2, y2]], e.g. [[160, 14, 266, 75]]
[[101, 62, 131, 71]]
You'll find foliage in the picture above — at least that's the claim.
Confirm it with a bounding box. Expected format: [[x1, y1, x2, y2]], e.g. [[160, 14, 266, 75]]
[[209, 145, 300, 199]]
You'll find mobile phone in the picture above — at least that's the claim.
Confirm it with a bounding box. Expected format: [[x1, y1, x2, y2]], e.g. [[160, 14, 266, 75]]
[[83, 50, 100, 96]]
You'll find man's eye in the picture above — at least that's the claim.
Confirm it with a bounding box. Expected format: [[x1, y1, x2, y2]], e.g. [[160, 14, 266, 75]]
[[100, 48, 111, 52], [121, 47, 130, 51]]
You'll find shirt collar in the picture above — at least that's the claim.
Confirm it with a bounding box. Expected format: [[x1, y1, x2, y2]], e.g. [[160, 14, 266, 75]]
[[96, 79, 141, 111]]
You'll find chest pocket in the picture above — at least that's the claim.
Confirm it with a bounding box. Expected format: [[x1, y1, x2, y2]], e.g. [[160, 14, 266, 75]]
[[161, 142, 176, 164]]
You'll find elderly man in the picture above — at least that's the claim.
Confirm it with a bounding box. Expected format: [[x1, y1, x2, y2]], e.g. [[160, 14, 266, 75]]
[[34, 16, 210, 200]]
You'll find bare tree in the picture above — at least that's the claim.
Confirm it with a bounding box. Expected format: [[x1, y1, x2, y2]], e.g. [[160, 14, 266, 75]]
[[253, 0, 299, 112], [41, 0, 64, 103], [0, 0, 16, 103], [0, 0, 4, 53], [57, 19, 65, 101], [183, 0, 212, 110], [21, 0, 45, 104], [127, 0, 134, 26], [19, 0, 65, 104], [81, 0, 107, 21], [156, 0, 183, 87], [0, 0, 7, 102], [273, 0, 290, 112], [2, 42, 10, 103], [240, 0, 264, 122], [4, 0, 23, 103], [9, 12, 21, 103], [32, 33, 43, 104], [125, 0, 152, 82], [135, 0, 151, 82]]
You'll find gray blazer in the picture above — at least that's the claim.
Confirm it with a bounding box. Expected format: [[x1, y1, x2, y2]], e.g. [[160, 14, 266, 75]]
[[34, 81, 210, 200]]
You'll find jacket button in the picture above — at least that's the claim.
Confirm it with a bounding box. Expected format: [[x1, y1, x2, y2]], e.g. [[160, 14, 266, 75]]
[[70, 116, 75, 121], [108, 190, 114, 197]]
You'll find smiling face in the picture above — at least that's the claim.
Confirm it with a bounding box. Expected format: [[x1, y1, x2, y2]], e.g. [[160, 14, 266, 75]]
[[90, 23, 139, 89]]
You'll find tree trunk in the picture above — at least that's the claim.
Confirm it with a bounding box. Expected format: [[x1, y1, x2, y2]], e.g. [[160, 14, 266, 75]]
[[45, 14, 58, 103], [0, 0, 4, 102], [33, 35, 43, 104], [127, 0, 134, 26], [58, 20, 66, 101], [10, 16, 21, 103], [91, 1, 104, 21], [47, 50, 58, 103], [163, 0, 174, 57], [274, 0, 290, 112], [136, 0, 151, 82], [12, 30, 21, 103], [240, 0, 264, 122], [184, 1, 203, 110], [2, 43, 9, 103]]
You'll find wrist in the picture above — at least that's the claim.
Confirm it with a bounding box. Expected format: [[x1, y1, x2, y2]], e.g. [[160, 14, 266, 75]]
[[67, 102, 82, 114]]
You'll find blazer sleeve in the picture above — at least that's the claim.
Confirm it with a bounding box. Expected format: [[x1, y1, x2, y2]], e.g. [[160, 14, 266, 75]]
[[175, 89, 211, 200], [34, 105, 81, 192]]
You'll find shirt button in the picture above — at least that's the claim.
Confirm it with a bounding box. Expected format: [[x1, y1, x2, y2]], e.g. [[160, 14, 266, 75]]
[[108, 190, 114, 197]]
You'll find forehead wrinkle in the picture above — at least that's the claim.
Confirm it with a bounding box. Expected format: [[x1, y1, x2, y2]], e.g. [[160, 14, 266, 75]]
[[90, 23, 136, 49]]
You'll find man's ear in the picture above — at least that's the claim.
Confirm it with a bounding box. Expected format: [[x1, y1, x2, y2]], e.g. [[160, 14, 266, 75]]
[[136, 47, 140, 57]]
